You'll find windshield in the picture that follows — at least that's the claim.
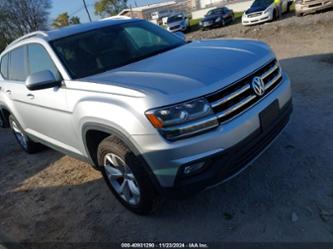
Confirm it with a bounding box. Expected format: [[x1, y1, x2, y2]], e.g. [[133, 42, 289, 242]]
[[167, 14, 183, 23], [251, 0, 273, 7], [206, 8, 222, 16], [51, 21, 185, 79]]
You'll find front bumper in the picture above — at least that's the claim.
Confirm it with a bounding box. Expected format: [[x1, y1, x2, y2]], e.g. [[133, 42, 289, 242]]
[[200, 20, 220, 29], [295, 0, 333, 14], [164, 99, 292, 197], [167, 25, 186, 32], [132, 73, 292, 192], [242, 11, 273, 26]]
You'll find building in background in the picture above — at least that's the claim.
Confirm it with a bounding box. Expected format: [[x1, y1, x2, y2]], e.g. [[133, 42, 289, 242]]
[[118, 1, 189, 20]]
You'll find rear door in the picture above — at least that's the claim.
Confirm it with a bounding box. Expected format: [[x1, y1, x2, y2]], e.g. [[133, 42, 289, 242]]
[[2, 45, 30, 126], [0, 53, 10, 125]]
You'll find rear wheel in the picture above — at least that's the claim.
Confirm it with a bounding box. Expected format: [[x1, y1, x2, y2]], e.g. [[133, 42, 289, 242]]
[[9, 115, 44, 153], [97, 135, 157, 214]]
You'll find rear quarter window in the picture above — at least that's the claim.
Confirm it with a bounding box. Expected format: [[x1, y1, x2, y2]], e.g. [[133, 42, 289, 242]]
[[0, 54, 9, 79]]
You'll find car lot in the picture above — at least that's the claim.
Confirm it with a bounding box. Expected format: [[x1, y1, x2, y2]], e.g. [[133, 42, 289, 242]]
[[0, 11, 333, 244]]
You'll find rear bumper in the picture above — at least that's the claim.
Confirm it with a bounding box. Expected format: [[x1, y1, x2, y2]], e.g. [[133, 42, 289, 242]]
[[295, 0, 333, 14], [163, 99, 292, 197]]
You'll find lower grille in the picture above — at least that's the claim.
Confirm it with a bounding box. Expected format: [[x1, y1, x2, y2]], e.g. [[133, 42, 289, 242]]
[[207, 59, 282, 124], [171, 25, 180, 30]]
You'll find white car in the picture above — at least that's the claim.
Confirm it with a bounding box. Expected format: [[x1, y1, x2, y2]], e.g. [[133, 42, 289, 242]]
[[151, 9, 175, 21], [166, 13, 189, 32], [242, 0, 289, 26]]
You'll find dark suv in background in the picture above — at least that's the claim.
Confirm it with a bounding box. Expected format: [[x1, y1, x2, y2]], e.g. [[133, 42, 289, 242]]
[[200, 7, 234, 30]]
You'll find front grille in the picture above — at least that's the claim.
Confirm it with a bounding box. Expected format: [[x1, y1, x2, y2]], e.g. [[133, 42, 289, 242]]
[[248, 12, 262, 17], [206, 59, 282, 124], [170, 25, 180, 30]]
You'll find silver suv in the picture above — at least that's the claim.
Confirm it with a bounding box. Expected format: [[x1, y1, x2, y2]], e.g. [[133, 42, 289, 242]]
[[0, 19, 292, 214]]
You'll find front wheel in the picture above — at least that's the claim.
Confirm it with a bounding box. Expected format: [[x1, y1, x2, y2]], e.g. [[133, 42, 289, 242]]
[[97, 135, 157, 214], [221, 19, 226, 27], [9, 115, 44, 154]]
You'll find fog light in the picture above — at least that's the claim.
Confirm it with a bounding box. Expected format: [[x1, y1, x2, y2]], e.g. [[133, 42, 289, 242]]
[[183, 162, 206, 176]]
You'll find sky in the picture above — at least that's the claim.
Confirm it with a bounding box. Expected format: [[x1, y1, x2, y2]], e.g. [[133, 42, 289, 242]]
[[50, 0, 165, 23]]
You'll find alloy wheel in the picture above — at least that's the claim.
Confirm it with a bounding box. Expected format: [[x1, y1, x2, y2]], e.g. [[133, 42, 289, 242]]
[[103, 153, 141, 205]]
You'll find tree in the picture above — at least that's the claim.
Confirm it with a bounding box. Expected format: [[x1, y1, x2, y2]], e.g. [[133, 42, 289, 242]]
[[0, 0, 51, 52], [52, 12, 81, 28], [70, 16, 81, 25], [95, 0, 128, 18]]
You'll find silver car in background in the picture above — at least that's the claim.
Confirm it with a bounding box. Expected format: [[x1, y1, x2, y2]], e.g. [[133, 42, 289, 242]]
[[0, 19, 292, 214], [166, 13, 189, 32]]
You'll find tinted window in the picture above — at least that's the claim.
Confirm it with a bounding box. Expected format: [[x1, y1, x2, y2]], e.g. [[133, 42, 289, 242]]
[[167, 14, 184, 23], [207, 9, 222, 15], [27, 44, 59, 79], [51, 21, 185, 79], [251, 0, 273, 7], [9, 46, 28, 81], [0, 54, 9, 79]]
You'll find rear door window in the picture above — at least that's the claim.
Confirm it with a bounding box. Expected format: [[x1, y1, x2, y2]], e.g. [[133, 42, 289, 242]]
[[0, 54, 9, 79], [8, 46, 28, 82]]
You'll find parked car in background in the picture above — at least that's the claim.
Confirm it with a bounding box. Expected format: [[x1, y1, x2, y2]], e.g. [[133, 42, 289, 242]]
[[199, 7, 234, 30], [295, 0, 333, 16], [166, 13, 189, 32], [151, 9, 175, 23], [0, 19, 292, 214], [242, 0, 289, 26]]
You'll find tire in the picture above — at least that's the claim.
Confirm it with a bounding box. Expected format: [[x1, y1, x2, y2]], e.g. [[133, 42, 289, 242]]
[[273, 9, 278, 20], [9, 115, 44, 154], [97, 135, 157, 214], [221, 19, 226, 27]]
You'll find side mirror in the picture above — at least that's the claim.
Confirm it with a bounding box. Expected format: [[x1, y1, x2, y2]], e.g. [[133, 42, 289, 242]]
[[25, 70, 61, 91], [174, 31, 186, 41]]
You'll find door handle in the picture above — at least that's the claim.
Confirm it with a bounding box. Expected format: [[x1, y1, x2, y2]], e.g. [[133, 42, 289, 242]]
[[27, 94, 35, 100], [6, 90, 11, 95]]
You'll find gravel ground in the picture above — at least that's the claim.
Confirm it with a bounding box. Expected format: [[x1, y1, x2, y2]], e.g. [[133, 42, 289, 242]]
[[0, 10, 333, 246]]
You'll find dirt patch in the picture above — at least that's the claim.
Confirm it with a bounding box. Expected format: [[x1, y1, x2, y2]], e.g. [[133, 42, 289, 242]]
[[0, 11, 333, 245]]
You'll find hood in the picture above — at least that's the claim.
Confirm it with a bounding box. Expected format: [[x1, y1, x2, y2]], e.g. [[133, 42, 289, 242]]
[[81, 39, 274, 104], [245, 5, 270, 14], [202, 14, 220, 21]]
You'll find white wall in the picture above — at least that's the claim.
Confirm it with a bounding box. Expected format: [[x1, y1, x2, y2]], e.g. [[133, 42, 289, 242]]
[[191, 0, 253, 19]]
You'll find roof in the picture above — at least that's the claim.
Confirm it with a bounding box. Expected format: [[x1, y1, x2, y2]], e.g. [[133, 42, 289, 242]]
[[118, 1, 176, 15], [6, 18, 140, 50], [46, 18, 138, 41]]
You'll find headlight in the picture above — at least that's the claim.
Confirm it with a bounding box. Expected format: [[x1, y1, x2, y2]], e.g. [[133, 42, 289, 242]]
[[145, 98, 219, 140], [215, 17, 221, 22], [264, 7, 272, 13]]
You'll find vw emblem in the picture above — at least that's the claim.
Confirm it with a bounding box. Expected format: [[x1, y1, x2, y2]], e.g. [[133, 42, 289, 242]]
[[251, 76, 265, 96]]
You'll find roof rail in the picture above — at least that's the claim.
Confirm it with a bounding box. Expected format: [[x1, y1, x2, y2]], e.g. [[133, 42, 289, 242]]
[[8, 31, 48, 48]]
